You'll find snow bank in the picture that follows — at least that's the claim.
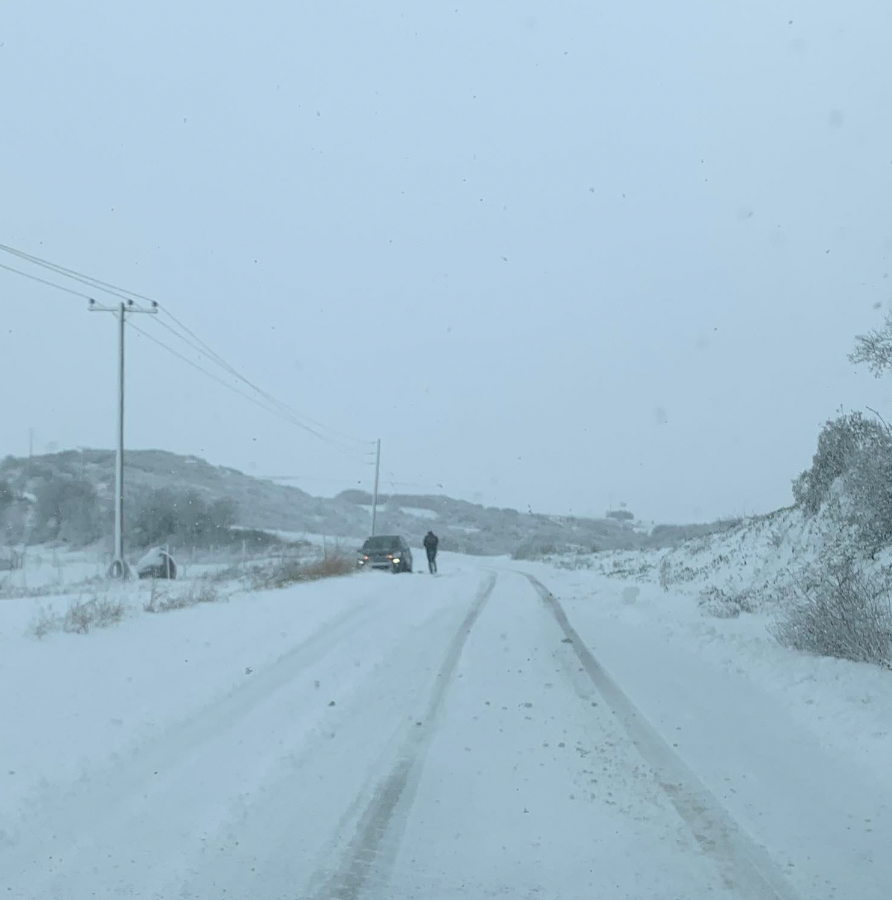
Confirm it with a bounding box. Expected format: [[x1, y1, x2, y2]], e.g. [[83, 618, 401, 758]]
[[547, 505, 869, 613], [517, 508, 892, 794]]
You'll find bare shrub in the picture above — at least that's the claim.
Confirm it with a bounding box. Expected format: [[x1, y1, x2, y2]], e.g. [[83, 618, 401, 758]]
[[206, 562, 247, 584], [144, 578, 222, 614], [193, 581, 220, 604], [252, 554, 355, 590], [603, 559, 655, 580], [254, 558, 305, 590], [63, 598, 96, 634], [92, 596, 126, 628], [659, 557, 701, 591], [29, 606, 60, 638], [28, 595, 129, 635], [698, 585, 755, 619], [301, 555, 355, 581], [771, 555, 892, 668]]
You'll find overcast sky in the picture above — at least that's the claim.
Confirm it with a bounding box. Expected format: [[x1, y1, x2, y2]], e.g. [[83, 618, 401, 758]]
[[2, 0, 892, 523]]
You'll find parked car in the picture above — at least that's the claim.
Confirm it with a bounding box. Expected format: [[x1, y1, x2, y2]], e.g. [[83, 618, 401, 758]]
[[136, 547, 178, 580], [357, 535, 413, 573]]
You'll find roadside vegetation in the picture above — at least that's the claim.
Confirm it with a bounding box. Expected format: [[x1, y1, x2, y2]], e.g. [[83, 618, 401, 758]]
[[547, 406, 892, 670], [24, 545, 354, 640], [30, 594, 127, 637]]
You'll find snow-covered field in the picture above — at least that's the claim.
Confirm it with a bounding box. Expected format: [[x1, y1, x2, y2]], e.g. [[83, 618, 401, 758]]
[[2, 545, 891, 898], [0, 539, 330, 597], [0, 546, 109, 593]]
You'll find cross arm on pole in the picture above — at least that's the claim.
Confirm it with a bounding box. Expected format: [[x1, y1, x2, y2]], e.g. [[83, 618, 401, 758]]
[[88, 298, 159, 315]]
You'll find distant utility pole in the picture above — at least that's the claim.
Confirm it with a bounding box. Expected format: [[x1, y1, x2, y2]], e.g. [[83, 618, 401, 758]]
[[88, 299, 157, 578], [371, 438, 381, 536]]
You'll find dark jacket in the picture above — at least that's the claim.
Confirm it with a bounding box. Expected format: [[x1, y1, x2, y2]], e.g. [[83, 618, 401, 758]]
[[423, 532, 439, 554]]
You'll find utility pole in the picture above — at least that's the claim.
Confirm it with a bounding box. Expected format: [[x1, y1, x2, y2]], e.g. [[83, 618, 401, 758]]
[[88, 299, 157, 578], [27, 428, 33, 482], [371, 438, 381, 536]]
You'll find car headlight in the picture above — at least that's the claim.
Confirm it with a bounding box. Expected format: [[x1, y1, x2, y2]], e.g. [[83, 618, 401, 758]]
[[393, 558, 400, 564]]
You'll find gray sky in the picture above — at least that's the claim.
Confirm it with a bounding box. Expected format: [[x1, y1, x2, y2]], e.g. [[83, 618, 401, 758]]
[[2, 0, 892, 523]]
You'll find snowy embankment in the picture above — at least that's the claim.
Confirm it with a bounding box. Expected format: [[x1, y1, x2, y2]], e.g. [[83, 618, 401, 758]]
[[523, 507, 892, 792]]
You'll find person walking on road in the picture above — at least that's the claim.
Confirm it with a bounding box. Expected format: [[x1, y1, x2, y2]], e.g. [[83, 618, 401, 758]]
[[423, 530, 439, 574]]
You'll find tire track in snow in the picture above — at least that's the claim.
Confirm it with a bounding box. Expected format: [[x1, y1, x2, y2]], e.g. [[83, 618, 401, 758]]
[[524, 573, 804, 900], [309, 572, 497, 900]]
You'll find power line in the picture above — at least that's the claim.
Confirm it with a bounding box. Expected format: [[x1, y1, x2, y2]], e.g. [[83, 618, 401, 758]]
[[127, 320, 370, 456], [146, 313, 372, 455], [155, 308, 371, 447], [0, 242, 151, 304], [151, 313, 366, 451], [0, 261, 95, 300], [0, 241, 374, 451], [383, 468, 447, 492], [126, 321, 376, 464]]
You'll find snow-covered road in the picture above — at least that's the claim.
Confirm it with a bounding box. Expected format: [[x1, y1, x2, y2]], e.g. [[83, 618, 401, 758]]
[[4, 560, 891, 899]]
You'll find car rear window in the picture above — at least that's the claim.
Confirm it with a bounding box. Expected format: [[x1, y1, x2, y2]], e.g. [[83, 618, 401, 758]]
[[362, 536, 401, 551]]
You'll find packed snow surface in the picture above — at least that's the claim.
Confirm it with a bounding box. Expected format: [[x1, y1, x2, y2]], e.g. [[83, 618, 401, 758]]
[[2, 551, 890, 898]]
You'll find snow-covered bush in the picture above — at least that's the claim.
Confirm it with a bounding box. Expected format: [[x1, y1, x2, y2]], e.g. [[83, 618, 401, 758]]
[[697, 585, 755, 619], [844, 432, 892, 556], [771, 555, 892, 668], [791, 413, 872, 514], [512, 540, 557, 561], [792, 411, 892, 556]]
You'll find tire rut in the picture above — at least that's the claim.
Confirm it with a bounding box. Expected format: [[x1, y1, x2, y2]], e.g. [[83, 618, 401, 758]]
[[308, 572, 497, 900], [524, 573, 803, 900]]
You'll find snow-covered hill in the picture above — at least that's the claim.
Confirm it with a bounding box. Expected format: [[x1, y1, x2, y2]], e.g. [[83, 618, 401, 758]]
[[0, 449, 689, 557]]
